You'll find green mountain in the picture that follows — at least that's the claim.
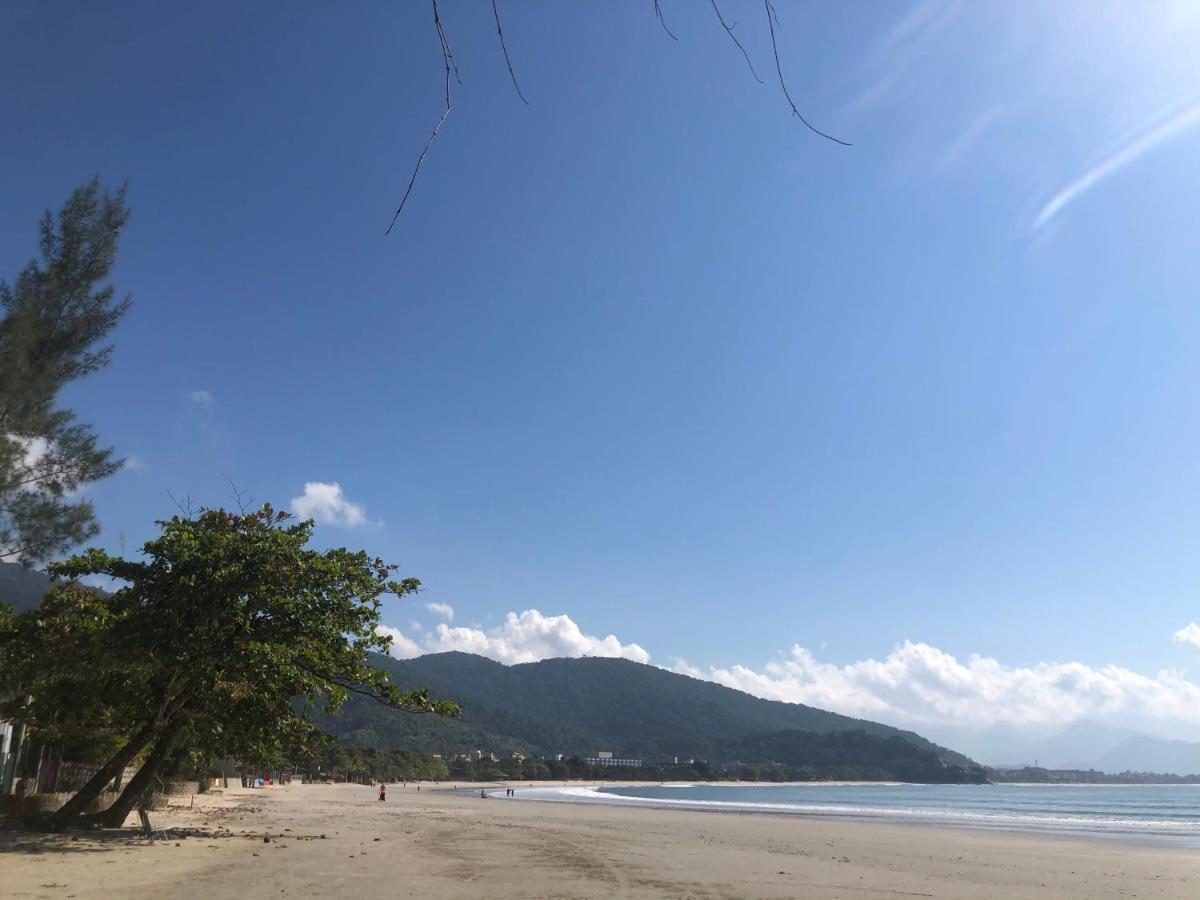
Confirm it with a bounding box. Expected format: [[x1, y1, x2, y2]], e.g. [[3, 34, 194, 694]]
[[328, 651, 979, 778]]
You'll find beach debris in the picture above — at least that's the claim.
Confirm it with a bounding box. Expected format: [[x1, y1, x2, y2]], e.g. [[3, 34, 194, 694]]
[[263, 836, 271, 843]]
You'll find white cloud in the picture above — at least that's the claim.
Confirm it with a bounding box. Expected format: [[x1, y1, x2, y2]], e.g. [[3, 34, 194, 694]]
[[425, 602, 454, 621], [188, 390, 214, 410], [376, 625, 421, 660], [1172, 622, 1200, 651], [121, 455, 146, 471], [4, 434, 85, 499], [375, 610, 650, 666], [371, 612, 1200, 737], [938, 105, 1005, 171], [289, 481, 371, 527], [672, 641, 1200, 730], [844, 0, 962, 117], [1032, 96, 1200, 231]]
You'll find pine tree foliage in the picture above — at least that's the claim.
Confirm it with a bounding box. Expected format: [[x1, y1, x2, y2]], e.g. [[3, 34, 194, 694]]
[[0, 179, 131, 564]]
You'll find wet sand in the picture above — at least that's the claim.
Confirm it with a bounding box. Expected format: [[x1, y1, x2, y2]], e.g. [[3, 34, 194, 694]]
[[2, 782, 1197, 898]]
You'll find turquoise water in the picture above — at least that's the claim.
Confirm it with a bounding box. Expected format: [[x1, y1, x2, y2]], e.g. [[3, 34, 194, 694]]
[[510, 783, 1200, 846]]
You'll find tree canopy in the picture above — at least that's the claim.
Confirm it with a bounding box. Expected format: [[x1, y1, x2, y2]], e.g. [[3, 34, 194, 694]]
[[0, 504, 458, 829]]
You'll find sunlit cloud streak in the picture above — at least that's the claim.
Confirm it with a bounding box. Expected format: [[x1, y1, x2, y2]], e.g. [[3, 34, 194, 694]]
[[1032, 96, 1200, 232]]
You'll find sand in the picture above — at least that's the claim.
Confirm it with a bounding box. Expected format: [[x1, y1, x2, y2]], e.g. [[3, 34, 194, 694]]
[[2, 782, 1197, 898]]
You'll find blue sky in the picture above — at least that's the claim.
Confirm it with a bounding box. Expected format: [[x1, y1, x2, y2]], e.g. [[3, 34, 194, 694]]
[[6, 1, 1200, 742]]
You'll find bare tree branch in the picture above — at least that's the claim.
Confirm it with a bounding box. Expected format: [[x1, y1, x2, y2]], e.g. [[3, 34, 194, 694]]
[[223, 474, 255, 515], [654, 0, 678, 41], [166, 490, 194, 520], [709, 0, 763, 83], [763, 0, 850, 147], [492, 0, 529, 105], [385, 0, 459, 235], [385, 1, 851, 233]]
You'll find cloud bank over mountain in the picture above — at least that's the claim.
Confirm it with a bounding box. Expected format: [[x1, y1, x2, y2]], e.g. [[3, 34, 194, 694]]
[[378, 610, 650, 666], [379, 607, 1200, 741], [671, 641, 1200, 736]]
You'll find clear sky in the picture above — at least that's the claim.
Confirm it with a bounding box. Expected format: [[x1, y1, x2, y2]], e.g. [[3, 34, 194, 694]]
[[5, 1, 1200, 742]]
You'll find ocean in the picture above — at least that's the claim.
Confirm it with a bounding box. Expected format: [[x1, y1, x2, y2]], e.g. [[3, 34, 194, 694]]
[[508, 782, 1200, 846]]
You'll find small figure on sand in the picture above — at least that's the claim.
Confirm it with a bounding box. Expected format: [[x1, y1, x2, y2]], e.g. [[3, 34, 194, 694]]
[[481, 789, 487, 799], [378, 783, 387, 802]]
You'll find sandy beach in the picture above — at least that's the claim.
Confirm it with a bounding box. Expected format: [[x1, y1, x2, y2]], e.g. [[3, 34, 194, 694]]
[[2, 783, 1197, 899]]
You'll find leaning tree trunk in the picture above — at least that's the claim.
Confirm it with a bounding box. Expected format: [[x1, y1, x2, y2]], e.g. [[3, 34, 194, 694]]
[[45, 720, 158, 830], [91, 720, 184, 828], [47, 686, 190, 831]]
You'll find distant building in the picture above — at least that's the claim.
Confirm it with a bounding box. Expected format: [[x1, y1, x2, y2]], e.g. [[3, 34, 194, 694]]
[[457, 750, 499, 763], [585, 753, 641, 768]]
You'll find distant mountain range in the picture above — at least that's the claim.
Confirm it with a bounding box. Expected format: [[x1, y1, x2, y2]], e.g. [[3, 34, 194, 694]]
[[326, 651, 984, 781], [0, 561, 52, 613], [994, 721, 1200, 775], [933, 719, 1200, 776]]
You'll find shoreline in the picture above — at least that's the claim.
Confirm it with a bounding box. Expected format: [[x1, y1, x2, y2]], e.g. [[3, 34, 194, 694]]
[[501, 781, 1200, 848], [3, 783, 1198, 898]]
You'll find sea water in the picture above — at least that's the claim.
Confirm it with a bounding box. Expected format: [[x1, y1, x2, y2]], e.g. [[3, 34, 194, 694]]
[[509, 782, 1200, 846]]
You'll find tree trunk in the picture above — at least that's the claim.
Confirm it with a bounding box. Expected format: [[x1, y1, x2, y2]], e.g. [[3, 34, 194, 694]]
[[45, 720, 157, 830], [91, 721, 183, 828], [47, 686, 191, 831]]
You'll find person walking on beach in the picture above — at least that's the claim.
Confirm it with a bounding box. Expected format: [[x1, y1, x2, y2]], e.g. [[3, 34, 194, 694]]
[[378, 783, 387, 802]]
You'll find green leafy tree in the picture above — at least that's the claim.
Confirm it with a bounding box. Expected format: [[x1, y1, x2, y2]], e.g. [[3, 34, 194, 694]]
[[0, 178, 131, 565], [0, 582, 130, 764], [0, 503, 458, 829]]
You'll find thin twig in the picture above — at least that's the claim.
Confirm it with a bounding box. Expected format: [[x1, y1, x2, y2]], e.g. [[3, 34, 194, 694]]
[[166, 490, 195, 519], [763, 0, 850, 146], [491, 0, 529, 105], [386, 0, 458, 235], [654, 0, 678, 41], [709, 0, 763, 83], [222, 474, 254, 515]]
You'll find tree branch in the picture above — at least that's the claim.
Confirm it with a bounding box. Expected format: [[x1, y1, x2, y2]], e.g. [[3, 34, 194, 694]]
[[491, 0, 529, 105], [709, 0, 763, 83], [654, 0, 678, 41], [763, 0, 850, 147], [327, 677, 441, 712], [385, 0, 459, 235]]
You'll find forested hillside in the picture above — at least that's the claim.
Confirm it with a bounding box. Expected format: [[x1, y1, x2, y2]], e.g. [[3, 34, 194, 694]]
[[326, 651, 979, 778]]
